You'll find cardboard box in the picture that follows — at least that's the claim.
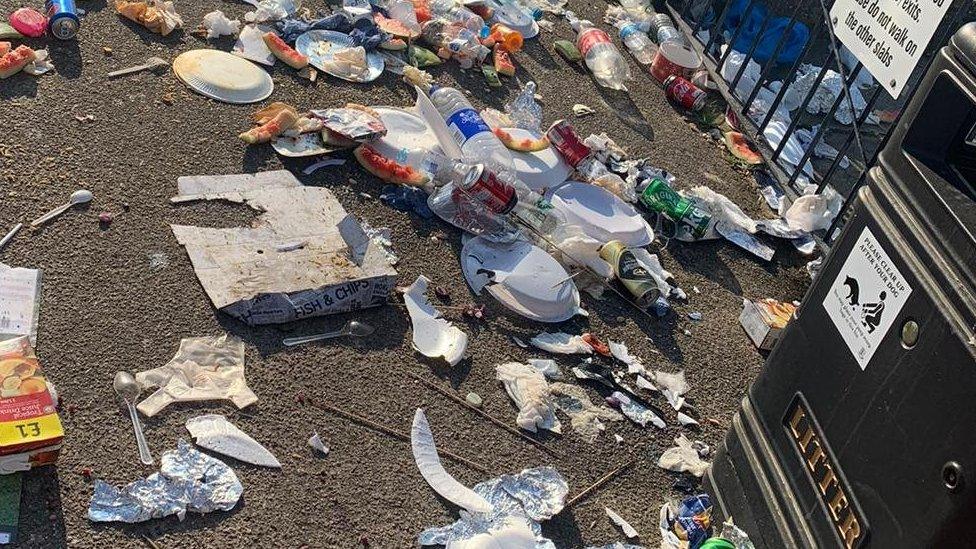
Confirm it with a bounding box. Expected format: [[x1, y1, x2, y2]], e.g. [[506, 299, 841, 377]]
[[170, 171, 397, 325], [739, 299, 797, 351], [0, 337, 63, 467]]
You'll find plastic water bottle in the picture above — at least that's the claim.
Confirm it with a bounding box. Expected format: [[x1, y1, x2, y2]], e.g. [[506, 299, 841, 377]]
[[430, 86, 516, 180], [615, 20, 654, 65], [566, 11, 632, 91]]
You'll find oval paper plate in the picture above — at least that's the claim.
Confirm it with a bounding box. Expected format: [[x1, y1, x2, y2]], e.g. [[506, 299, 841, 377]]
[[549, 181, 654, 247], [173, 49, 274, 104], [295, 30, 384, 83], [503, 128, 572, 193], [461, 236, 583, 323]]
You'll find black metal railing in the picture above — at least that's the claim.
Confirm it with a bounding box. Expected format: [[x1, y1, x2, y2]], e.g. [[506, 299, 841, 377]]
[[665, 0, 975, 247]]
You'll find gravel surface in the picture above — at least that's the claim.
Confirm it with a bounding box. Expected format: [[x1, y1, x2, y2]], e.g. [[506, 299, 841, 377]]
[[1, 1, 811, 547]]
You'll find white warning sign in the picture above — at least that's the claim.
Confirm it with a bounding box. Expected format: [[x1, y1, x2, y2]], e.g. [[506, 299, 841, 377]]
[[823, 227, 912, 369], [829, 0, 952, 97]]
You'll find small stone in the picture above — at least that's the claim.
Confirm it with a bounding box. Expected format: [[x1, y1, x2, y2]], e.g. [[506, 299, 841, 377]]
[[465, 392, 483, 408], [688, 311, 703, 321], [693, 286, 700, 294], [682, 329, 692, 336], [80, 467, 93, 479], [97, 212, 114, 225], [161, 93, 174, 105], [615, 316, 625, 323], [102, 47, 113, 55]]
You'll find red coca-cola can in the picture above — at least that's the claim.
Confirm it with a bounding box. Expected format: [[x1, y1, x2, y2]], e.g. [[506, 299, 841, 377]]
[[546, 119, 592, 168], [664, 75, 707, 112], [455, 163, 518, 214]]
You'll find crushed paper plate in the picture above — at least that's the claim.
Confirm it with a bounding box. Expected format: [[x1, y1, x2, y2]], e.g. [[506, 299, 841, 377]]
[[549, 182, 653, 247], [308, 431, 330, 455], [411, 408, 492, 513], [368, 106, 446, 180], [185, 414, 281, 468], [173, 49, 274, 104], [296, 30, 384, 82], [404, 276, 468, 366], [461, 236, 583, 323], [233, 24, 275, 66]]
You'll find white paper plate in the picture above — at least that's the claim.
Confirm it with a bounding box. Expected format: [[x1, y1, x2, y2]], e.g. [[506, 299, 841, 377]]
[[549, 181, 654, 247], [295, 30, 384, 83], [461, 236, 582, 323], [366, 106, 445, 176], [502, 128, 572, 192], [173, 49, 274, 104]]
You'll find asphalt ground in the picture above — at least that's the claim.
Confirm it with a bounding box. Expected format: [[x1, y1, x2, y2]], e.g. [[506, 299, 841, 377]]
[[0, 0, 810, 546]]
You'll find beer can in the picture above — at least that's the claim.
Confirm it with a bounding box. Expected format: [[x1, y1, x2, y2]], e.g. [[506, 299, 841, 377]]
[[664, 75, 706, 111], [46, 0, 79, 40], [456, 163, 518, 214], [545, 119, 592, 168], [599, 240, 661, 308]]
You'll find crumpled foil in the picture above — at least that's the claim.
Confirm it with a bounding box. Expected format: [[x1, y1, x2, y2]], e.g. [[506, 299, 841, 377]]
[[88, 440, 243, 523], [418, 466, 568, 547]]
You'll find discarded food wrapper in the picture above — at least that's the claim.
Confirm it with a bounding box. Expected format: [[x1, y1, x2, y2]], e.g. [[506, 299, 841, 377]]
[[605, 507, 639, 539], [115, 0, 184, 36], [404, 276, 468, 366], [0, 264, 41, 345], [202, 10, 240, 38], [412, 408, 492, 513], [660, 494, 713, 549], [550, 382, 622, 443], [658, 435, 710, 477], [573, 366, 614, 389], [419, 466, 568, 548], [0, 336, 63, 473], [530, 332, 593, 355], [526, 358, 561, 380], [608, 391, 665, 429], [136, 334, 256, 417], [310, 106, 388, 142], [170, 171, 397, 325], [9, 8, 47, 37], [244, 0, 299, 23], [497, 362, 562, 434], [739, 298, 796, 351], [88, 440, 242, 523], [573, 104, 596, 116], [608, 342, 646, 376], [22, 49, 53, 76], [185, 414, 281, 468], [461, 236, 583, 323]]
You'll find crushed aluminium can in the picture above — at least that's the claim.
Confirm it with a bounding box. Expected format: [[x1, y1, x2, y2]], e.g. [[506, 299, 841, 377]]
[[546, 119, 592, 168]]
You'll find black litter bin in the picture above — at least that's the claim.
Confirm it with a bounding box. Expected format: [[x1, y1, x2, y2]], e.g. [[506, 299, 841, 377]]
[[705, 24, 976, 548]]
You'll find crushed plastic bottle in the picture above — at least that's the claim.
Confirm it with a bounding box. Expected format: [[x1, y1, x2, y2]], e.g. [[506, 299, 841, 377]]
[[421, 20, 489, 67], [615, 20, 654, 65], [430, 85, 515, 180], [388, 0, 422, 35], [505, 81, 543, 132], [566, 11, 631, 91]]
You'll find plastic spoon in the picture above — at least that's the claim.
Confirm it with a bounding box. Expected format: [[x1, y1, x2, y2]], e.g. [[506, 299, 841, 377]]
[[282, 320, 376, 347], [107, 56, 168, 78], [30, 189, 93, 227], [113, 371, 154, 466]]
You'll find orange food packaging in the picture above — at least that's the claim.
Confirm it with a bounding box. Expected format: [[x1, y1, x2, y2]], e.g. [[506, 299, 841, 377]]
[[0, 336, 63, 471]]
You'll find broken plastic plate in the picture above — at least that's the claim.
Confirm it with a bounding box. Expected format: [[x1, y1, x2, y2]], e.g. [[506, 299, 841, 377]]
[[461, 236, 582, 323], [548, 182, 653, 247], [364, 106, 445, 177], [507, 129, 572, 193], [173, 49, 274, 104], [186, 414, 281, 468], [404, 276, 468, 366], [295, 30, 384, 83]]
